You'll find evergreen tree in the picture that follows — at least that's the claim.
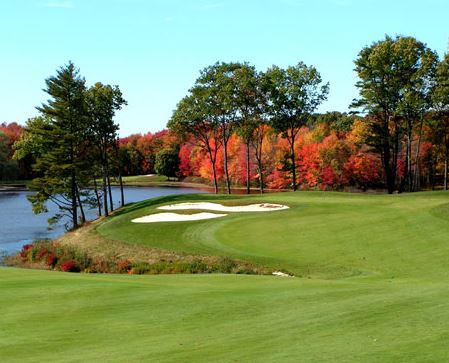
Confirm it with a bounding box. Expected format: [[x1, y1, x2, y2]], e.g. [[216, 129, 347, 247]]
[[28, 62, 88, 229]]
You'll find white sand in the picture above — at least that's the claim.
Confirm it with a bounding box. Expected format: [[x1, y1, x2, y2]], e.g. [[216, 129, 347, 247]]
[[272, 271, 291, 277], [158, 202, 289, 212], [131, 212, 227, 223], [132, 202, 287, 224]]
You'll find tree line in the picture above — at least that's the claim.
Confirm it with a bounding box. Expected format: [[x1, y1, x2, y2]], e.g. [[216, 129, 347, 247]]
[[169, 35, 449, 194]]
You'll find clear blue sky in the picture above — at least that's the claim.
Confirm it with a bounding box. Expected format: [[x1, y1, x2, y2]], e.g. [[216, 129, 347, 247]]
[[1, 0, 448, 136]]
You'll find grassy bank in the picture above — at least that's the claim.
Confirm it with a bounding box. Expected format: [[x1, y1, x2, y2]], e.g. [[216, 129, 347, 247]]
[[117, 174, 213, 190], [97, 191, 449, 280], [0, 180, 30, 191], [2, 191, 449, 362]]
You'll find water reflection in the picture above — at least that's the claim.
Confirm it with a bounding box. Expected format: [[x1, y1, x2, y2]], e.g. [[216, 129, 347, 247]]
[[0, 186, 206, 254]]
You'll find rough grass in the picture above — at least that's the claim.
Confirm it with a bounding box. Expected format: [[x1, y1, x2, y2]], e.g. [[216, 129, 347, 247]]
[[2, 191, 449, 362]]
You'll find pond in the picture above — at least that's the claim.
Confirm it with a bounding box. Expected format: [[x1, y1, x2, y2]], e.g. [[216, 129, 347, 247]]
[[0, 186, 206, 255]]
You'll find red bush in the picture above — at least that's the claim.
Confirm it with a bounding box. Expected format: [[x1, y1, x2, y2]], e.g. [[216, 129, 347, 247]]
[[37, 248, 49, 260], [19, 244, 33, 260], [117, 259, 132, 273], [59, 260, 80, 273], [46, 253, 57, 268]]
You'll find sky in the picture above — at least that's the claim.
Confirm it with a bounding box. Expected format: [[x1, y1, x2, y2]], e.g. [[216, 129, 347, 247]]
[[1, 0, 448, 136]]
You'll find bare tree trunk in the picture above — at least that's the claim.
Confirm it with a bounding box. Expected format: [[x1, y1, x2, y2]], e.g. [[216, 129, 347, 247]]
[[71, 172, 78, 228], [102, 173, 109, 217], [290, 128, 297, 191], [119, 171, 124, 207], [412, 119, 424, 192], [93, 177, 102, 216], [70, 139, 78, 229], [246, 141, 251, 194], [115, 139, 125, 207], [445, 135, 449, 191], [107, 173, 113, 212], [257, 142, 264, 194], [382, 137, 394, 194], [76, 187, 86, 224], [105, 153, 113, 212], [222, 125, 231, 195], [206, 145, 219, 194], [211, 160, 218, 194], [445, 156, 448, 191], [253, 128, 265, 194], [406, 132, 412, 192]]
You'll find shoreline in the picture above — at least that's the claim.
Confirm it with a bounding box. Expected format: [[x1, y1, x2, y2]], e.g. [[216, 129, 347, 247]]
[[0, 185, 28, 192]]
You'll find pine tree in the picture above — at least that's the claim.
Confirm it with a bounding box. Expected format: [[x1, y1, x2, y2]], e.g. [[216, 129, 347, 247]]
[[28, 62, 88, 229]]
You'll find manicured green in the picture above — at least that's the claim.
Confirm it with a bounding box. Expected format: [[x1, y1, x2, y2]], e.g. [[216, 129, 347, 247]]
[[98, 191, 449, 279], [2, 191, 449, 362]]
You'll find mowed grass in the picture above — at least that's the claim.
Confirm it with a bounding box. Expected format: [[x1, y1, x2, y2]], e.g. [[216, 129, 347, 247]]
[[97, 191, 449, 279], [2, 191, 449, 362], [2, 268, 449, 363]]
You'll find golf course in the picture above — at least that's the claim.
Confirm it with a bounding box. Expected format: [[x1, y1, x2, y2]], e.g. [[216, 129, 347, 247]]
[[2, 191, 449, 362]]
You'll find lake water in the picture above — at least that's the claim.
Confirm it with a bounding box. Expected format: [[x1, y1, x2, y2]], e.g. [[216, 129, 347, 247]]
[[0, 186, 206, 255]]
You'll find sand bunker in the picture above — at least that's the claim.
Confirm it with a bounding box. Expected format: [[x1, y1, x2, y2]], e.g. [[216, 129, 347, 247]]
[[158, 202, 289, 213], [132, 212, 227, 223], [132, 202, 288, 224], [272, 271, 291, 277]]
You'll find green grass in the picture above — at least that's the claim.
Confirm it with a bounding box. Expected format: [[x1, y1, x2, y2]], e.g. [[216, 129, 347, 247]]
[[0, 179, 30, 186], [2, 191, 449, 362], [97, 191, 449, 279], [120, 174, 203, 186], [121, 174, 170, 184]]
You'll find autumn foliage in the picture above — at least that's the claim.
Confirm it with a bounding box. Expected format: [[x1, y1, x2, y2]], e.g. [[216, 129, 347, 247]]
[[115, 123, 387, 191], [3, 116, 441, 191]]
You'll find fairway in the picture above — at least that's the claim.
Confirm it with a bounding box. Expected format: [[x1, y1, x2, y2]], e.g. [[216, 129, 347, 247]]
[[2, 191, 449, 362]]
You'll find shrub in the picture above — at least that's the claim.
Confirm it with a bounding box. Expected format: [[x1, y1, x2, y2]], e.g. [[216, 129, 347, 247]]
[[216, 257, 236, 273], [59, 260, 80, 273], [117, 259, 132, 273], [46, 253, 57, 268], [129, 262, 151, 275], [186, 261, 209, 274], [9, 241, 263, 276], [19, 244, 33, 261], [90, 257, 114, 273], [37, 248, 49, 260]]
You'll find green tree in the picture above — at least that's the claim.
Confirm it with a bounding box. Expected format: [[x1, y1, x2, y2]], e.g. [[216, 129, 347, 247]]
[[0, 131, 19, 180], [314, 111, 356, 134], [234, 64, 263, 194], [168, 87, 222, 194], [263, 63, 329, 191], [155, 148, 180, 180], [29, 62, 88, 229], [432, 53, 449, 190], [353, 35, 437, 193], [86, 83, 127, 216], [396, 38, 437, 192], [195, 62, 247, 194]]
